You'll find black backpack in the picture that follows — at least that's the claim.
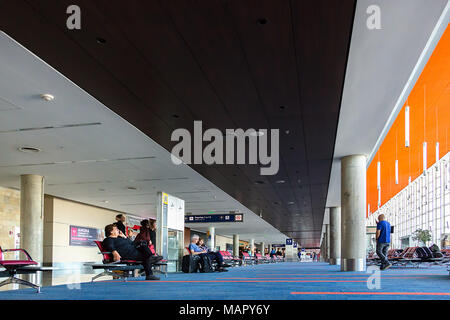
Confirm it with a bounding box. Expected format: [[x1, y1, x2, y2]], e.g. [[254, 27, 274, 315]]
[[199, 254, 214, 273], [182, 254, 200, 273]]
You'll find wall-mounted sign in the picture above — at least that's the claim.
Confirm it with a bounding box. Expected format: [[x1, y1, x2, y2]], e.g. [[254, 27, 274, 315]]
[[293, 242, 298, 248], [272, 244, 285, 248], [69, 225, 103, 246], [286, 238, 293, 245], [185, 213, 244, 223], [366, 226, 377, 234]]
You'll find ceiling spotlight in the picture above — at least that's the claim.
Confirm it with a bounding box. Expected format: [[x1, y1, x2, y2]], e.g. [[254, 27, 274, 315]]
[[256, 18, 268, 25], [18, 146, 41, 153], [287, 201, 295, 205], [102, 200, 109, 204], [96, 37, 106, 44], [275, 180, 285, 184], [40, 94, 54, 101]]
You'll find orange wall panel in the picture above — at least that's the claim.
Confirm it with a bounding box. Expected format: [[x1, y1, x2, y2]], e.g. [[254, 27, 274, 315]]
[[367, 24, 450, 217]]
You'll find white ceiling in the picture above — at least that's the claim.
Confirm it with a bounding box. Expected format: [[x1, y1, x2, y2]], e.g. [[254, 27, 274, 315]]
[[325, 0, 449, 214], [0, 31, 287, 244]]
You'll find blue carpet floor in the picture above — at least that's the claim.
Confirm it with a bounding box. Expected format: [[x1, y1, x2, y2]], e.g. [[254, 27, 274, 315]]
[[0, 262, 449, 300]]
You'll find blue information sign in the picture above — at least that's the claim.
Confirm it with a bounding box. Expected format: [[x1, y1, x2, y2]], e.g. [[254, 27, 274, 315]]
[[185, 213, 244, 223], [286, 238, 293, 245]]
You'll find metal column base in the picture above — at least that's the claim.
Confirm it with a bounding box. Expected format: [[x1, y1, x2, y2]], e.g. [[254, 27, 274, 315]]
[[0, 276, 41, 293], [91, 270, 126, 282], [329, 258, 341, 265], [341, 258, 365, 271]]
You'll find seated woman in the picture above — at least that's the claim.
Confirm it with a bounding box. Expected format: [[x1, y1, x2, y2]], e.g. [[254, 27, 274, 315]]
[[188, 235, 229, 272]]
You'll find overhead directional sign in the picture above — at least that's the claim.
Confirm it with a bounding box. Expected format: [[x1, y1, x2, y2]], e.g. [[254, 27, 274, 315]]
[[185, 213, 244, 223], [286, 238, 293, 245]]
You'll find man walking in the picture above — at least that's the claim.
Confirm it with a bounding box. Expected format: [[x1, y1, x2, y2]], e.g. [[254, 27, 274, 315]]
[[376, 214, 392, 270]]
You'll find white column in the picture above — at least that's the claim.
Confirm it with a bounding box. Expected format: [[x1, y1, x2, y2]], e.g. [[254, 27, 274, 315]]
[[341, 155, 367, 271], [260, 242, 265, 254], [233, 234, 239, 256], [20, 174, 44, 264], [208, 226, 215, 250], [329, 207, 341, 265], [326, 224, 330, 262], [250, 238, 255, 254]]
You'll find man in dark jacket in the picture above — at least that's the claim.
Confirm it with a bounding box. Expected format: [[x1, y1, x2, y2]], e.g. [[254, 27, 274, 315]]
[[102, 224, 162, 280]]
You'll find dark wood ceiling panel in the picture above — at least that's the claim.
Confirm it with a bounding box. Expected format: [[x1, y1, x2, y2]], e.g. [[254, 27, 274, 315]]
[[0, 0, 356, 247]]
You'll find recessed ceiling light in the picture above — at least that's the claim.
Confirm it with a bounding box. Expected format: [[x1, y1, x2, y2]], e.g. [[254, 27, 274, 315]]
[[40, 94, 54, 101], [287, 201, 295, 205], [98, 188, 105, 192], [18, 146, 41, 153], [255, 180, 265, 184], [256, 18, 268, 25], [96, 37, 106, 44], [102, 200, 109, 203], [275, 180, 285, 184], [127, 186, 137, 190], [273, 201, 279, 205], [172, 114, 180, 119], [280, 105, 286, 110], [289, 146, 295, 150]]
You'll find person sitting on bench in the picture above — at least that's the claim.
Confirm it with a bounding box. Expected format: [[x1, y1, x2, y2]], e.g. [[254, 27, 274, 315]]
[[189, 235, 228, 272], [102, 224, 162, 280]]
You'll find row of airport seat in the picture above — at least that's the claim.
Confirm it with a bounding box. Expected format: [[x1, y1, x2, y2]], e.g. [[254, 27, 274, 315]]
[[367, 246, 450, 267]]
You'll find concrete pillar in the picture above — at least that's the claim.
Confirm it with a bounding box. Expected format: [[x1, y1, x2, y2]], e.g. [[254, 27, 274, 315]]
[[341, 155, 367, 271], [250, 238, 255, 255], [325, 224, 330, 262], [208, 226, 215, 250], [20, 174, 44, 264], [261, 242, 265, 254], [268, 244, 272, 253], [233, 234, 239, 256], [329, 206, 342, 265]]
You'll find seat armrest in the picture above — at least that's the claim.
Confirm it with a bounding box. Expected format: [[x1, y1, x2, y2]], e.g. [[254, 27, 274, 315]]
[[1, 248, 34, 261]]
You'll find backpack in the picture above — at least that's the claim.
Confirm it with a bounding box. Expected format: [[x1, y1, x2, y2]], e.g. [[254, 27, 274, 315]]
[[182, 254, 200, 273], [199, 254, 214, 273]]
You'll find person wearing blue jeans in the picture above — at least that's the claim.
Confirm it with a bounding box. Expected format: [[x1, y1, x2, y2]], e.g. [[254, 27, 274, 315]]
[[376, 214, 392, 270], [189, 235, 229, 272]]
